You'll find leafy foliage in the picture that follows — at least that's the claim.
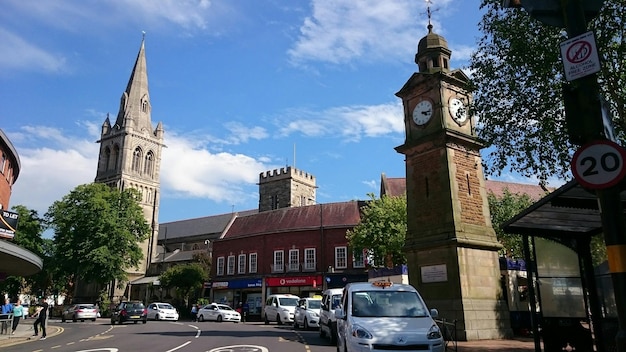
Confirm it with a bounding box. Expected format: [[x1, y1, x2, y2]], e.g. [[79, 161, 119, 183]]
[[346, 193, 407, 268], [44, 183, 150, 300], [487, 190, 535, 258], [470, 0, 625, 181], [159, 263, 207, 306]]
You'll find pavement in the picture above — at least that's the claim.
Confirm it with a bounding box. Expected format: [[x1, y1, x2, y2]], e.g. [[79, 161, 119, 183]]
[[0, 317, 63, 348], [0, 318, 540, 351]]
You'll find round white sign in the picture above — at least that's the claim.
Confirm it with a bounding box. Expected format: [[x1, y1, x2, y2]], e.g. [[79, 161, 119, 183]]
[[571, 140, 626, 189]]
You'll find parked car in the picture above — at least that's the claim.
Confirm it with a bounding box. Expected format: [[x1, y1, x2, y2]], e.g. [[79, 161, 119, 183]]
[[319, 288, 343, 344], [264, 294, 299, 325], [294, 297, 322, 330], [61, 303, 98, 322], [147, 302, 179, 321], [110, 301, 147, 325], [197, 303, 241, 323], [335, 281, 444, 352]]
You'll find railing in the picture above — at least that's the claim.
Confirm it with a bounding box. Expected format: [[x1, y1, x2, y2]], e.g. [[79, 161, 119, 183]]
[[434, 318, 457, 351], [270, 264, 284, 273], [0, 314, 14, 338]]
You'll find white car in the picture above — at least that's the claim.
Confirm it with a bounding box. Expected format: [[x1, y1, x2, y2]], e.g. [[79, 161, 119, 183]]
[[294, 297, 321, 330], [336, 281, 444, 352], [146, 302, 179, 321], [197, 303, 241, 323], [264, 294, 300, 325]]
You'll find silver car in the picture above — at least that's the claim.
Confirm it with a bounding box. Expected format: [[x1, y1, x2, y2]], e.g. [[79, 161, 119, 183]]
[[197, 303, 241, 323], [147, 302, 179, 321], [61, 304, 98, 322]]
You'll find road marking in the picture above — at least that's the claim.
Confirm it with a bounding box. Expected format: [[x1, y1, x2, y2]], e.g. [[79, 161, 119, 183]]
[[208, 345, 269, 352], [164, 341, 191, 352]]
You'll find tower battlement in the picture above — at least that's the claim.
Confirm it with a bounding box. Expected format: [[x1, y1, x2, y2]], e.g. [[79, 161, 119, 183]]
[[259, 166, 315, 184]]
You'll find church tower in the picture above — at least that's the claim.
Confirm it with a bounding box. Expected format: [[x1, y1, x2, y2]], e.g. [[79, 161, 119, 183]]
[[95, 37, 164, 298], [258, 167, 316, 212], [394, 13, 512, 340]]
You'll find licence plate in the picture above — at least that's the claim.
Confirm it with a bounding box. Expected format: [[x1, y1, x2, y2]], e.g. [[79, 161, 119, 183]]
[[130, 316, 140, 319]]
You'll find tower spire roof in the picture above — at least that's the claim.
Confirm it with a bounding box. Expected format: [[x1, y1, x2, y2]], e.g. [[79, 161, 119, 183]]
[[114, 34, 153, 131], [415, 1, 451, 73]]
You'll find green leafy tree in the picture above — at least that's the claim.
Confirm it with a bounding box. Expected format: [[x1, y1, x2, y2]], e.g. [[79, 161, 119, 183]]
[[346, 193, 407, 268], [469, 0, 625, 180], [45, 183, 150, 302], [159, 263, 206, 307], [487, 190, 534, 258]]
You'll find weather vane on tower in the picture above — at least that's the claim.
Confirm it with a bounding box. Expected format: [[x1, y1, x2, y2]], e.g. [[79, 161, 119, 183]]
[[424, 0, 439, 32]]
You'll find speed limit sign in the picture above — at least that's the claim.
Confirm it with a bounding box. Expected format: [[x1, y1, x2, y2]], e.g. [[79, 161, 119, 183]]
[[571, 140, 626, 189]]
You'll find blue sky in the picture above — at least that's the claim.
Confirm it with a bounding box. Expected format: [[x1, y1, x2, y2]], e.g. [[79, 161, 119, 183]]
[[1, 0, 549, 225]]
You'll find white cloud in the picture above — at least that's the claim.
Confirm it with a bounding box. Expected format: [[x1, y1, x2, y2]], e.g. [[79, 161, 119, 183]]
[[288, 0, 421, 65], [277, 102, 403, 141], [0, 28, 67, 74]]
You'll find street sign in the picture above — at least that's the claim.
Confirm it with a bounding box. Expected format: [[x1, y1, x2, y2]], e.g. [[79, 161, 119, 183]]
[[560, 31, 601, 81], [572, 140, 626, 189]]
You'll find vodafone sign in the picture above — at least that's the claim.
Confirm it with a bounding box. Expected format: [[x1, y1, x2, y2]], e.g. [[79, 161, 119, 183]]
[[266, 276, 322, 287]]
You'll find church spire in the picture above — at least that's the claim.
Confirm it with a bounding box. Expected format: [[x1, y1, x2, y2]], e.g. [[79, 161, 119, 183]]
[[114, 34, 153, 132]]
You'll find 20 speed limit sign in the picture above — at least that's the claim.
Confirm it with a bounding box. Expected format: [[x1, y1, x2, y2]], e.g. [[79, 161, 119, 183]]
[[571, 140, 626, 189]]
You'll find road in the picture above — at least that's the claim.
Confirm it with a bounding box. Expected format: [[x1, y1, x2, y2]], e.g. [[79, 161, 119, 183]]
[[3, 319, 338, 352]]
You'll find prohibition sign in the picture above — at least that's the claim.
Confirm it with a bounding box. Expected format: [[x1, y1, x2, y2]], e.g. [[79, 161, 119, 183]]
[[571, 140, 626, 190], [566, 41, 592, 64]]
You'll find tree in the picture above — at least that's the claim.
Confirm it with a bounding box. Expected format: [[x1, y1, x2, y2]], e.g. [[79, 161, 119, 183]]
[[469, 0, 625, 181], [45, 183, 150, 301], [487, 190, 534, 258], [159, 263, 206, 307], [346, 193, 407, 268]]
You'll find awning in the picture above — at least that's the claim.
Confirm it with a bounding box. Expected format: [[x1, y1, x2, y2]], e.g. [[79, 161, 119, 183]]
[[130, 276, 160, 285]]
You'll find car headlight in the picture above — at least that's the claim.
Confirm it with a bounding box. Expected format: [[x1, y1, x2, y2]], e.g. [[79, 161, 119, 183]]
[[310, 311, 319, 318], [427, 324, 442, 339], [351, 324, 373, 339]]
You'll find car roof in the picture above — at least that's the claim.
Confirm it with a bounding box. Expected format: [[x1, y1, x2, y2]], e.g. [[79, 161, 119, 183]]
[[345, 282, 418, 292], [302, 297, 321, 301]]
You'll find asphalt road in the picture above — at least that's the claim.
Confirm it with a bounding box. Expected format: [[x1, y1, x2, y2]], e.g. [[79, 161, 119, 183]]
[[2, 319, 339, 352]]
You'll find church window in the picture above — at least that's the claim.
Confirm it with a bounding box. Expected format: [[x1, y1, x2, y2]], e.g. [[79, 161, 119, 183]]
[[142, 100, 148, 112], [466, 174, 472, 196], [144, 151, 154, 177], [132, 147, 143, 173], [0, 153, 6, 174], [112, 145, 120, 170], [270, 195, 280, 210], [104, 147, 111, 171], [443, 58, 449, 69]]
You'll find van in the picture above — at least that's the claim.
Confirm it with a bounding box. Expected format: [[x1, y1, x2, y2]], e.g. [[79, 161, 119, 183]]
[[335, 281, 444, 352], [263, 294, 299, 325], [319, 288, 343, 344]]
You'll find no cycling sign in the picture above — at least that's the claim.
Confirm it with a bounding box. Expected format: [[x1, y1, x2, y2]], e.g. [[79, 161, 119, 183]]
[[560, 31, 601, 81]]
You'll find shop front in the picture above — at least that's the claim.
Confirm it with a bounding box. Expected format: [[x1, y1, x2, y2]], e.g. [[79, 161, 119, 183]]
[[265, 275, 324, 298], [209, 278, 263, 320]]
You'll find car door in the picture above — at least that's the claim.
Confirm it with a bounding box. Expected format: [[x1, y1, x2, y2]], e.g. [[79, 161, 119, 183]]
[[147, 304, 155, 319], [294, 299, 304, 325], [207, 304, 217, 321]]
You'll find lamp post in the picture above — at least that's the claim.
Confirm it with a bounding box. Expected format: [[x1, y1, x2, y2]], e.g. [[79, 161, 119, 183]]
[[503, 1, 626, 350]]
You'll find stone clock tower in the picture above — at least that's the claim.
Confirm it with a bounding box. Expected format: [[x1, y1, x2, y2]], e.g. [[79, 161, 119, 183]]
[[395, 22, 512, 340]]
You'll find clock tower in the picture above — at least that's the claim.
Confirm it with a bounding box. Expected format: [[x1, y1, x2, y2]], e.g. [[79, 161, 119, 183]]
[[395, 20, 512, 340]]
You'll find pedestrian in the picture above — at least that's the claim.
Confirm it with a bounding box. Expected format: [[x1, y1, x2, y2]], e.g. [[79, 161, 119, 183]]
[[1, 298, 13, 334], [11, 299, 24, 334], [242, 301, 249, 323], [191, 304, 198, 322], [32, 298, 49, 340]]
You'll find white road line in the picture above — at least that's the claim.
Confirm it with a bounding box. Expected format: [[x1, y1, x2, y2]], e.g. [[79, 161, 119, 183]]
[[165, 341, 191, 352]]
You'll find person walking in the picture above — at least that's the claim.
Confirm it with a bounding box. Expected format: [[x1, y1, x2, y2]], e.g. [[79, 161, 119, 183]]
[[32, 298, 49, 340], [11, 299, 24, 334], [1, 298, 13, 335], [191, 304, 198, 322]]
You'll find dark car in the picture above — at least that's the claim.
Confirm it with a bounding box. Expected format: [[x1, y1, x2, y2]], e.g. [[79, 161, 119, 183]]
[[111, 301, 147, 325]]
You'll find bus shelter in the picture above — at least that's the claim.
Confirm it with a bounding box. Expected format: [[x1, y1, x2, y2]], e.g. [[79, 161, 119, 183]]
[[502, 179, 619, 352]]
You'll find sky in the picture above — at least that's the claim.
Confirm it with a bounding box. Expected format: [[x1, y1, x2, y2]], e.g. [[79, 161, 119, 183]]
[[0, 0, 553, 226]]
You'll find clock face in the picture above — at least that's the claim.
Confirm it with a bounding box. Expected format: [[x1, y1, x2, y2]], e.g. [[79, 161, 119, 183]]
[[412, 100, 433, 126], [449, 98, 468, 124]]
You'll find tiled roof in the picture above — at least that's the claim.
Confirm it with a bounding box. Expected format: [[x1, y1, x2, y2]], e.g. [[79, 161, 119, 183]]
[[380, 174, 552, 201], [158, 209, 257, 241], [224, 201, 364, 239]]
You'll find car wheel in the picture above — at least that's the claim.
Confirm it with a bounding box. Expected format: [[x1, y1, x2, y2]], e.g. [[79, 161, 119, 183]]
[[320, 326, 326, 338], [304, 318, 309, 330], [111, 319, 115, 325], [155, 314, 159, 321], [293, 319, 299, 329], [72, 315, 77, 322], [276, 314, 282, 325], [81, 319, 85, 322], [61, 316, 66, 323], [92, 319, 96, 322], [199, 315, 205, 322], [264, 314, 269, 325], [217, 315, 223, 322]]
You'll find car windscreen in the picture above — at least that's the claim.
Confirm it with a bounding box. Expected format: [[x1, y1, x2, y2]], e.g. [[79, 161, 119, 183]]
[[278, 297, 299, 306], [128, 303, 144, 309], [308, 300, 322, 309], [218, 305, 233, 311], [78, 305, 95, 309], [158, 304, 174, 310], [351, 291, 428, 318]]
